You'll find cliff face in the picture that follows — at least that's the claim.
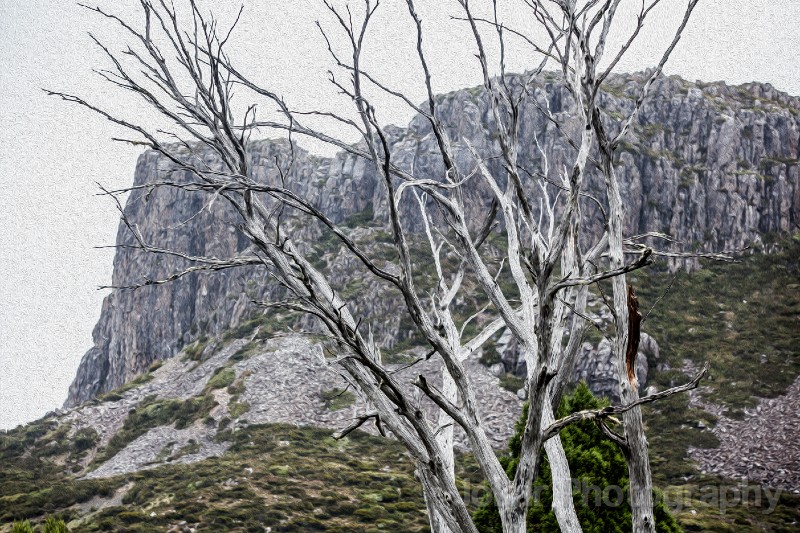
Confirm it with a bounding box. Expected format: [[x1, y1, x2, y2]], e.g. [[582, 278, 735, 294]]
[[65, 73, 800, 407]]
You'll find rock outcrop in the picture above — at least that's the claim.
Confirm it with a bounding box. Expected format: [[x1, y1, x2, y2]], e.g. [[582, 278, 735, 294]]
[[494, 290, 659, 400], [66, 72, 800, 407]]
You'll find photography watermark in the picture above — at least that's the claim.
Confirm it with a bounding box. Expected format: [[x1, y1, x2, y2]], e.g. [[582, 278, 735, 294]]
[[460, 478, 784, 515]]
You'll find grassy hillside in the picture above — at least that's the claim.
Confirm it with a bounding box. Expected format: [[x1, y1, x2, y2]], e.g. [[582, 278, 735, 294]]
[[2, 421, 798, 532], [634, 237, 800, 415], [629, 236, 800, 532], [0, 424, 457, 532], [628, 236, 800, 479], [2, 239, 799, 532]]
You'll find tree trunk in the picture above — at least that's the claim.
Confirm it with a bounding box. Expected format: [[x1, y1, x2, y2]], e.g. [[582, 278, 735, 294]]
[[543, 405, 583, 533], [432, 370, 457, 533], [601, 154, 657, 533], [622, 407, 656, 533]]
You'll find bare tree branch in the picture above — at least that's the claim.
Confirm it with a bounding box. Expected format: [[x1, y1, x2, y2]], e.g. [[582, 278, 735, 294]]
[[543, 362, 709, 441]]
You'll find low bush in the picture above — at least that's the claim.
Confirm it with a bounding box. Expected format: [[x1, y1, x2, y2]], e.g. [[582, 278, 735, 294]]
[[320, 388, 356, 410], [11, 521, 33, 533], [206, 368, 236, 390], [42, 517, 70, 533]]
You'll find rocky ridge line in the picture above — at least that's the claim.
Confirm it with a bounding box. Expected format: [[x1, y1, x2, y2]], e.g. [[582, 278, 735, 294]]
[[66, 72, 800, 407]]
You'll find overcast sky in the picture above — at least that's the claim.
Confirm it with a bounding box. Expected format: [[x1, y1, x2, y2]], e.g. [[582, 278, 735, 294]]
[[1, 0, 798, 429]]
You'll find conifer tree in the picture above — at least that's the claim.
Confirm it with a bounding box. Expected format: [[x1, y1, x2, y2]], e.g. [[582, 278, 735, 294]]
[[473, 384, 682, 533]]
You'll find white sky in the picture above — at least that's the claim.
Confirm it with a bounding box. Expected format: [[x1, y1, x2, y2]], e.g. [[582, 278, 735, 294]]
[[1, 0, 798, 429]]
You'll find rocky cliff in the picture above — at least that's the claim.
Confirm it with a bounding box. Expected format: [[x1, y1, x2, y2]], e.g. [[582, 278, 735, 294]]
[[65, 72, 800, 407]]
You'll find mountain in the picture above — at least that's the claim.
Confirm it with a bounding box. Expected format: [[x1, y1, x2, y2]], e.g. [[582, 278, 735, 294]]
[[3, 72, 800, 531], [64, 72, 800, 408]]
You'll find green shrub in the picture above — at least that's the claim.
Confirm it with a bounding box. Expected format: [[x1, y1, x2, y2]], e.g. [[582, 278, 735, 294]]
[[321, 388, 356, 410], [11, 520, 33, 533], [97, 392, 123, 402], [173, 440, 200, 459], [42, 517, 70, 533], [207, 368, 236, 390], [229, 341, 260, 362], [98, 371, 155, 402], [227, 380, 246, 395], [223, 317, 265, 340], [341, 205, 374, 228], [229, 401, 250, 418], [183, 337, 208, 361], [73, 427, 98, 453], [499, 374, 525, 394]]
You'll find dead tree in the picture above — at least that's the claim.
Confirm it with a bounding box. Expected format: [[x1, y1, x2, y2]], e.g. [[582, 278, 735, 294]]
[[50, 1, 724, 532]]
